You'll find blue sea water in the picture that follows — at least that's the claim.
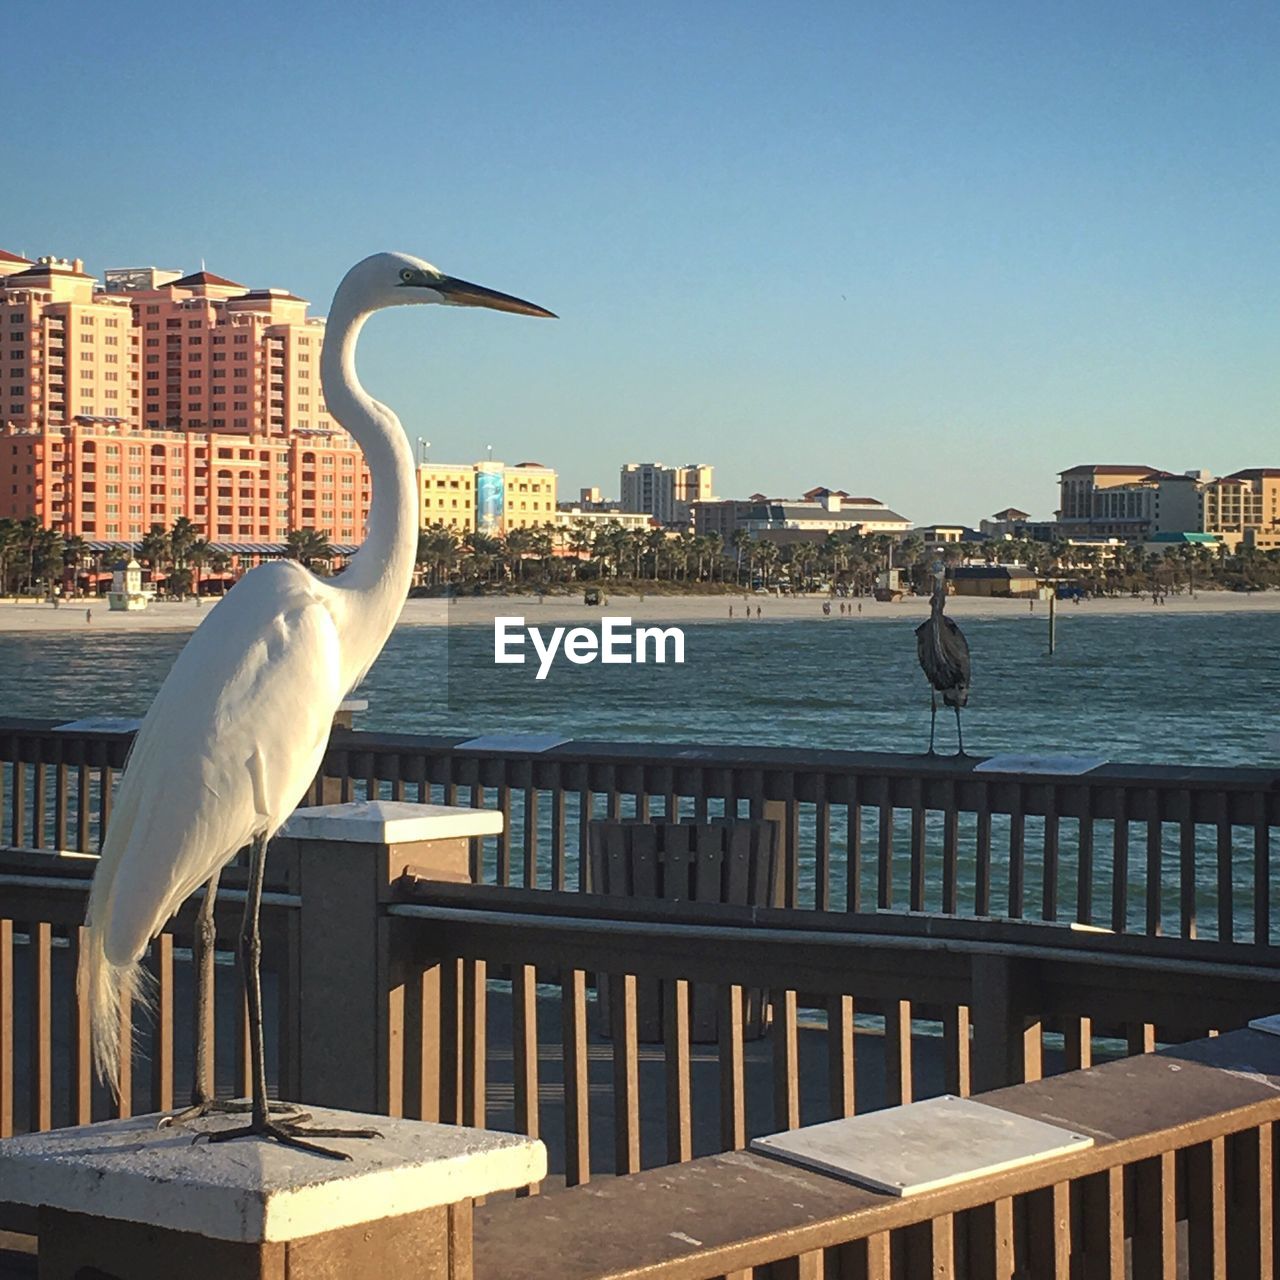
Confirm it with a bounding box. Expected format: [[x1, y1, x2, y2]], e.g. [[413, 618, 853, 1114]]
[[2, 610, 1277, 767]]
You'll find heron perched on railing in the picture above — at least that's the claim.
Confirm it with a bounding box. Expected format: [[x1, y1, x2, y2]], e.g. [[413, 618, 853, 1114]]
[[915, 570, 971, 755]]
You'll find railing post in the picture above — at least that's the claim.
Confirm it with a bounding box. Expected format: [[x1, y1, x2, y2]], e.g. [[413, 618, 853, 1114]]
[[279, 799, 499, 1116], [970, 953, 1036, 1093]]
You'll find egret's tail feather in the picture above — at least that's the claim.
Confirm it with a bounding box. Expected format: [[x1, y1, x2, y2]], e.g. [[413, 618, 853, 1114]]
[[78, 918, 153, 1102]]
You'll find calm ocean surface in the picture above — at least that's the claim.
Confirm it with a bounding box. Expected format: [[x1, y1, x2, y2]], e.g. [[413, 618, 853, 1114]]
[[1, 610, 1277, 767]]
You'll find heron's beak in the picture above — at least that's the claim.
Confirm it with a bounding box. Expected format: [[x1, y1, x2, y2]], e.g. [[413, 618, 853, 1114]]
[[434, 277, 556, 319]]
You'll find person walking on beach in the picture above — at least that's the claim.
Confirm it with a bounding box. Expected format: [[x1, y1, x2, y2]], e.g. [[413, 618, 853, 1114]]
[[85, 609, 92, 625], [756, 604, 762, 619], [728, 604, 733, 618]]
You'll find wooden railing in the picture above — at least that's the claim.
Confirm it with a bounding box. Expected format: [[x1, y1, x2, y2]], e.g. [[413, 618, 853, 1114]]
[[4, 718, 1279, 940], [386, 879, 1280, 1191], [0, 845, 298, 1140], [472, 1027, 1280, 1279]]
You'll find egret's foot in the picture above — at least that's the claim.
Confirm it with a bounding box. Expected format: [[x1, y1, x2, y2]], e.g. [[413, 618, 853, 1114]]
[[201, 1117, 382, 1161], [159, 1098, 301, 1129]]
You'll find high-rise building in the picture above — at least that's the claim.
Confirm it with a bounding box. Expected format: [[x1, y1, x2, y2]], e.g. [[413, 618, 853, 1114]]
[[0, 251, 372, 546], [1200, 469, 1280, 551], [620, 461, 713, 525], [1056, 465, 1201, 540]]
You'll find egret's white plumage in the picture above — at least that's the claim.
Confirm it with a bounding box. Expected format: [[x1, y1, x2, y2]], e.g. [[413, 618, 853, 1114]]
[[81, 252, 553, 1092]]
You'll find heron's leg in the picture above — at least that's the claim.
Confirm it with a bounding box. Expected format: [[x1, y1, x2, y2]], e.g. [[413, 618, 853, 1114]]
[[926, 691, 937, 755], [205, 833, 379, 1159], [954, 705, 967, 758]]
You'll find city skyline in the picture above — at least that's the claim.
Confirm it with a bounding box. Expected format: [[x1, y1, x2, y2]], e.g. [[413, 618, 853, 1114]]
[[7, 1, 1278, 526]]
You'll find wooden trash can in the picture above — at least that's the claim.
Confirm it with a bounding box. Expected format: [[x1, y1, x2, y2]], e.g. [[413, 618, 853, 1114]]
[[587, 818, 779, 1042]]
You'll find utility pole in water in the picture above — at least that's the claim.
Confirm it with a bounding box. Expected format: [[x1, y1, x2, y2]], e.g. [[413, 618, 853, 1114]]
[[1047, 591, 1057, 655]]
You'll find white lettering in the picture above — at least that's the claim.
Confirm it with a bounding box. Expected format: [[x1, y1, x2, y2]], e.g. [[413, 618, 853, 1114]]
[[494, 617, 686, 678], [529, 625, 565, 680], [494, 617, 526, 664], [563, 627, 598, 664], [636, 625, 685, 665], [601, 616, 632, 663]]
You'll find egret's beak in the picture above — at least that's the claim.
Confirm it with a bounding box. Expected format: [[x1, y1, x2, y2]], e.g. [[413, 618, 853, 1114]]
[[434, 277, 556, 319]]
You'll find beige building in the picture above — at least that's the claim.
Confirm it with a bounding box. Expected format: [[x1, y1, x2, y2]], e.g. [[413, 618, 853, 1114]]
[[417, 459, 557, 536], [1056, 465, 1200, 539], [620, 461, 713, 526], [1200, 469, 1280, 551]]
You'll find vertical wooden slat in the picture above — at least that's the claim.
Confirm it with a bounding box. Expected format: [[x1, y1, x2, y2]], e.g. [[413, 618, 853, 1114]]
[[68, 925, 93, 1125], [1217, 794, 1234, 943], [903, 1215, 956, 1279], [941, 782, 959, 915], [965, 1197, 1014, 1279], [610, 973, 641, 1175], [11, 760, 26, 846], [32, 760, 47, 848], [1145, 788, 1163, 936], [1042, 788, 1059, 922], [98, 765, 114, 850], [0, 918, 13, 1137], [814, 778, 831, 911], [1226, 1122, 1271, 1280], [664, 978, 692, 1165], [1063, 1015, 1093, 1071], [116, 978, 133, 1119], [1111, 788, 1130, 933], [30, 920, 52, 1131], [1007, 785, 1025, 919], [846, 785, 863, 913], [76, 764, 91, 852], [1255, 795, 1271, 947], [885, 1000, 912, 1105], [1024, 1182, 1070, 1280], [974, 786, 992, 917], [149, 933, 175, 1113], [772, 989, 800, 1131], [562, 967, 590, 1186], [462, 959, 487, 1128], [1131, 1150, 1177, 1279], [943, 1004, 971, 1098], [438, 957, 463, 1125], [523, 786, 539, 889], [1185, 1136, 1226, 1279], [496, 785, 514, 886], [1076, 791, 1095, 925], [718, 984, 746, 1151], [512, 963, 540, 1164], [1180, 805, 1198, 939], [846, 1233, 891, 1280], [1074, 1166, 1125, 1278], [876, 779, 894, 910], [908, 778, 926, 913], [827, 994, 856, 1118], [54, 762, 68, 851], [550, 786, 568, 891], [577, 789, 595, 892], [234, 986, 252, 1102]]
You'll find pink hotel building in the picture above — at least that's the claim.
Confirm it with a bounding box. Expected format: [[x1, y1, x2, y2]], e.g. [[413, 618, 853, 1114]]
[[0, 251, 370, 546]]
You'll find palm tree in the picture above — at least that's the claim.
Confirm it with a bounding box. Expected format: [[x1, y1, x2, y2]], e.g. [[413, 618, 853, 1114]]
[[285, 527, 334, 572], [729, 529, 751, 586]]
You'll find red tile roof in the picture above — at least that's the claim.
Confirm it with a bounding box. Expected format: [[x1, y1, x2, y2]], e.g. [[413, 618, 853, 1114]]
[[170, 270, 246, 289], [0, 249, 32, 264], [1058, 465, 1157, 476], [1225, 468, 1280, 481]]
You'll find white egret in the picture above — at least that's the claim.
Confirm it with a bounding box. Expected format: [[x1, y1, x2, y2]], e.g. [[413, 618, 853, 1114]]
[[80, 252, 554, 1155]]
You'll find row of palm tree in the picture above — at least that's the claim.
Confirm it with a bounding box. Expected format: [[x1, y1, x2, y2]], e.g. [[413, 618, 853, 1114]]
[[3, 514, 1277, 598]]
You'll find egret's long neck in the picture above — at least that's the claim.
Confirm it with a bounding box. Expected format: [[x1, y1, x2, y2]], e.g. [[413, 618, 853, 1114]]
[[321, 292, 418, 683]]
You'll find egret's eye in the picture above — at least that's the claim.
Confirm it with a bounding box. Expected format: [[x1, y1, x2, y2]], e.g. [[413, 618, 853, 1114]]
[[400, 268, 414, 282]]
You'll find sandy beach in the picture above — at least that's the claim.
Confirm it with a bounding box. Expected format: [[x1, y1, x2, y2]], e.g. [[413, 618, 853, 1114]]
[[1, 588, 1277, 634]]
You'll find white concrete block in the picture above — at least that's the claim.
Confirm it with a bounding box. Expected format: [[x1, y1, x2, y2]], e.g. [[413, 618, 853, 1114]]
[[0, 1107, 546, 1242], [280, 799, 503, 844], [751, 1095, 1091, 1197]]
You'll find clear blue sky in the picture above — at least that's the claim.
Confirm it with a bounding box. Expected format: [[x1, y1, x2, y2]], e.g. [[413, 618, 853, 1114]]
[[9, 1, 1277, 525]]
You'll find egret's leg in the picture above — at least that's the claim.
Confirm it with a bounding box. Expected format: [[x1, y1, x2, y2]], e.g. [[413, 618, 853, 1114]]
[[205, 833, 379, 1159], [954, 706, 967, 758], [926, 692, 938, 755]]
